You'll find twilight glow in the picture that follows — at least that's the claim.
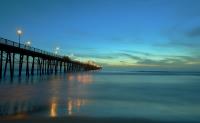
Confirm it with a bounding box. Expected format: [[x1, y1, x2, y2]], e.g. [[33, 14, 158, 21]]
[[0, 0, 200, 71]]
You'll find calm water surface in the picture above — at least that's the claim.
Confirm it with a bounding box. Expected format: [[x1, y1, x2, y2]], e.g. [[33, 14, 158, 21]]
[[0, 71, 200, 122]]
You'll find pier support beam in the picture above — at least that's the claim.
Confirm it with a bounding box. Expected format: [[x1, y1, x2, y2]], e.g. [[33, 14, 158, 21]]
[[31, 57, 35, 75], [38, 58, 41, 75], [12, 53, 15, 77], [26, 55, 29, 77], [0, 50, 3, 79], [42, 59, 44, 74], [4, 52, 9, 77], [60, 61, 62, 73], [47, 59, 50, 74], [19, 54, 24, 77], [64, 62, 66, 73], [9, 53, 13, 79], [0, 40, 101, 79]]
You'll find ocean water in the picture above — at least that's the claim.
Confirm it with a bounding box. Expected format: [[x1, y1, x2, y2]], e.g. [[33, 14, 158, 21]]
[[0, 70, 200, 122]]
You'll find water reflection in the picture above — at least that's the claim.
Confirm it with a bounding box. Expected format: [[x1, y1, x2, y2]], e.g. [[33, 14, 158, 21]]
[[0, 101, 45, 117], [67, 98, 88, 116], [0, 72, 93, 118], [49, 96, 58, 118], [67, 73, 93, 84], [50, 102, 57, 118], [0, 74, 55, 85], [67, 99, 73, 115], [67, 74, 74, 81], [49, 98, 89, 117]]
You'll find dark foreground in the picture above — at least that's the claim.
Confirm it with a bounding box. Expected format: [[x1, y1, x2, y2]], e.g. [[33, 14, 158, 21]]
[[1, 116, 199, 123]]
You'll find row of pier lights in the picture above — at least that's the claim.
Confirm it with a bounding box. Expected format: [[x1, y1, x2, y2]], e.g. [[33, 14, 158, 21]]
[[17, 29, 102, 64], [17, 29, 66, 55], [17, 29, 32, 49], [16, 29, 70, 57], [17, 29, 56, 52], [15, 29, 102, 70], [0, 29, 102, 79], [17, 29, 102, 68]]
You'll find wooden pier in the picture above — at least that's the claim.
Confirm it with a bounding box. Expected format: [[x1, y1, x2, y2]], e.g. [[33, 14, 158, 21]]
[[0, 37, 102, 79]]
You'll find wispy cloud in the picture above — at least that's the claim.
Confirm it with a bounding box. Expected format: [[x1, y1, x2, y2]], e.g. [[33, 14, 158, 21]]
[[158, 24, 200, 49], [117, 53, 142, 60], [187, 27, 200, 37], [121, 50, 154, 56], [137, 58, 185, 66], [159, 41, 200, 48], [72, 53, 116, 59], [71, 50, 200, 68]]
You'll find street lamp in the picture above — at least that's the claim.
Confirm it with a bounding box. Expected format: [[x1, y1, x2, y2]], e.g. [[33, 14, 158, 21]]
[[25, 41, 31, 48], [54, 46, 60, 54], [17, 29, 22, 46], [56, 47, 60, 50]]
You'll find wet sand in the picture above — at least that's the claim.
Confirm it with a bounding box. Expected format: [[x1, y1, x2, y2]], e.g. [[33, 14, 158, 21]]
[[0, 116, 198, 123]]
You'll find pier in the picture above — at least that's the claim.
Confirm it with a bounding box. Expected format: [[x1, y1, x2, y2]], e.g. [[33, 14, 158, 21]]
[[0, 37, 102, 79]]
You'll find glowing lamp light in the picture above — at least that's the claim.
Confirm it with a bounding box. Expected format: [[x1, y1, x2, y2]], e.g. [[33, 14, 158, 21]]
[[16, 29, 23, 46], [54, 46, 60, 54], [17, 29, 22, 35], [25, 41, 31, 46], [56, 47, 60, 50]]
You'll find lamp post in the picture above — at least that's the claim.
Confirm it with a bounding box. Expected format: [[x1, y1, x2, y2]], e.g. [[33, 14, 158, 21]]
[[25, 41, 31, 49], [54, 47, 60, 54], [56, 47, 60, 51], [17, 29, 22, 47], [25, 41, 31, 46]]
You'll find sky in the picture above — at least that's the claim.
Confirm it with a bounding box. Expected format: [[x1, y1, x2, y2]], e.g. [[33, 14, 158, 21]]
[[0, 0, 200, 71]]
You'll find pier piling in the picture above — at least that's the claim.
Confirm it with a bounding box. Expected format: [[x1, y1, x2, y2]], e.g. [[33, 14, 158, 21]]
[[0, 37, 102, 79]]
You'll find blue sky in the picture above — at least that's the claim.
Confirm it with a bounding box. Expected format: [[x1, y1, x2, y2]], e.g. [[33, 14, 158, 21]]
[[0, 0, 200, 71]]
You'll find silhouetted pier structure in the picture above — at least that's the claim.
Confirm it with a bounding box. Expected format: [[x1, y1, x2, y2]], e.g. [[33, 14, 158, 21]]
[[0, 37, 101, 79]]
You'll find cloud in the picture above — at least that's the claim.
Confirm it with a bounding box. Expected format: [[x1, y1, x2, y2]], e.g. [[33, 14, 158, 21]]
[[120, 61, 127, 63], [136, 55, 200, 67], [121, 50, 154, 56], [187, 27, 200, 37], [155, 39, 200, 49], [70, 50, 200, 69], [136, 58, 182, 67], [73, 52, 143, 61], [118, 53, 142, 60], [168, 41, 200, 48], [73, 53, 116, 59], [158, 25, 200, 49]]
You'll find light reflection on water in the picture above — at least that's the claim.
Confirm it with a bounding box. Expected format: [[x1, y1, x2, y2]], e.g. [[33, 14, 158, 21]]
[[0, 72, 93, 118], [0, 71, 200, 122], [49, 98, 88, 118], [48, 73, 92, 117], [50, 98, 57, 118], [68, 73, 93, 84]]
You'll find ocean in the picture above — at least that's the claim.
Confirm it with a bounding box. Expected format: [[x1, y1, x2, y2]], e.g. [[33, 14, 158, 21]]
[[0, 70, 200, 122]]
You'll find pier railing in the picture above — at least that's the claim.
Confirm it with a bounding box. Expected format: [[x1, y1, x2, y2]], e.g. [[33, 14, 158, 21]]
[[0, 37, 102, 79], [0, 37, 63, 59]]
